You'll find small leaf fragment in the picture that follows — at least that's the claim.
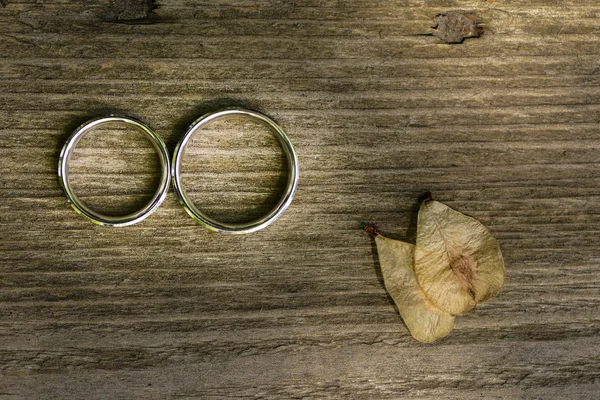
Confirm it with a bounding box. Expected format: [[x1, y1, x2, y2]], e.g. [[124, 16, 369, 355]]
[[414, 200, 505, 315], [375, 234, 455, 343]]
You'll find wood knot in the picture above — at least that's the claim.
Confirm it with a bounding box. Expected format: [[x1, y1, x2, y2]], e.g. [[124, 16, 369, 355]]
[[432, 11, 484, 44], [106, 0, 158, 23]]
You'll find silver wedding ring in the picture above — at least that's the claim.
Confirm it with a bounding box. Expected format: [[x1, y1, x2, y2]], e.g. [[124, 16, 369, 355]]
[[58, 116, 171, 227], [59, 109, 298, 232], [172, 108, 299, 234]]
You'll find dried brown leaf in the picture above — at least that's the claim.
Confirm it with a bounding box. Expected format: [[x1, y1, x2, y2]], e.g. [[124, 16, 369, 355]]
[[414, 200, 505, 315], [375, 234, 455, 343]]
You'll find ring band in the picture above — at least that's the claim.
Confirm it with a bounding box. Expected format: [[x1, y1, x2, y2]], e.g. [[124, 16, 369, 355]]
[[172, 108, 299, 234], [58, 116, 171, 227]]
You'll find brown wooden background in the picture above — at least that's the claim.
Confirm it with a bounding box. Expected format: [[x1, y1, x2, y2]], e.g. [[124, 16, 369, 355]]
[[1, 0, 599, 398]]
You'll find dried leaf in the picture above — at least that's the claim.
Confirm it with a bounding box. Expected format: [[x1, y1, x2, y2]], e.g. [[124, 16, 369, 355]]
[[375, 234, 455, 343], [414, 200, 505, 315]]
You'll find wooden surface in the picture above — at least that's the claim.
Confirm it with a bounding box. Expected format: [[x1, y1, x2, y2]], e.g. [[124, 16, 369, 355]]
[[1, 1, 600, 398]]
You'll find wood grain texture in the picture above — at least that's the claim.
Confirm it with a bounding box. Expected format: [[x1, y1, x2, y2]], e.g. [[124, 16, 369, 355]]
[[1, 0, 599, 398]]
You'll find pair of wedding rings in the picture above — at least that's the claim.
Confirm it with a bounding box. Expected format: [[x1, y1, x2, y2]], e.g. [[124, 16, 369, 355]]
[[58, 108, 299, 234]]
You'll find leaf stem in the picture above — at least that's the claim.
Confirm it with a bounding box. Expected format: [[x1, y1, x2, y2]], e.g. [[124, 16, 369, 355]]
[[364, 225, 379, 238], [420, 190, 433, 204]]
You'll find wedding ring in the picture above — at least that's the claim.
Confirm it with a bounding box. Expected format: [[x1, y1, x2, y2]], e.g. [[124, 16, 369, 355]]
[[58, 116, 170, 227], [172, 108, 299, 234]]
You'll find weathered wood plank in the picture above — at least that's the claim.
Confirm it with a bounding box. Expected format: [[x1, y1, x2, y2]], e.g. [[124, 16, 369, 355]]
[[1, 0, 599, 398]]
